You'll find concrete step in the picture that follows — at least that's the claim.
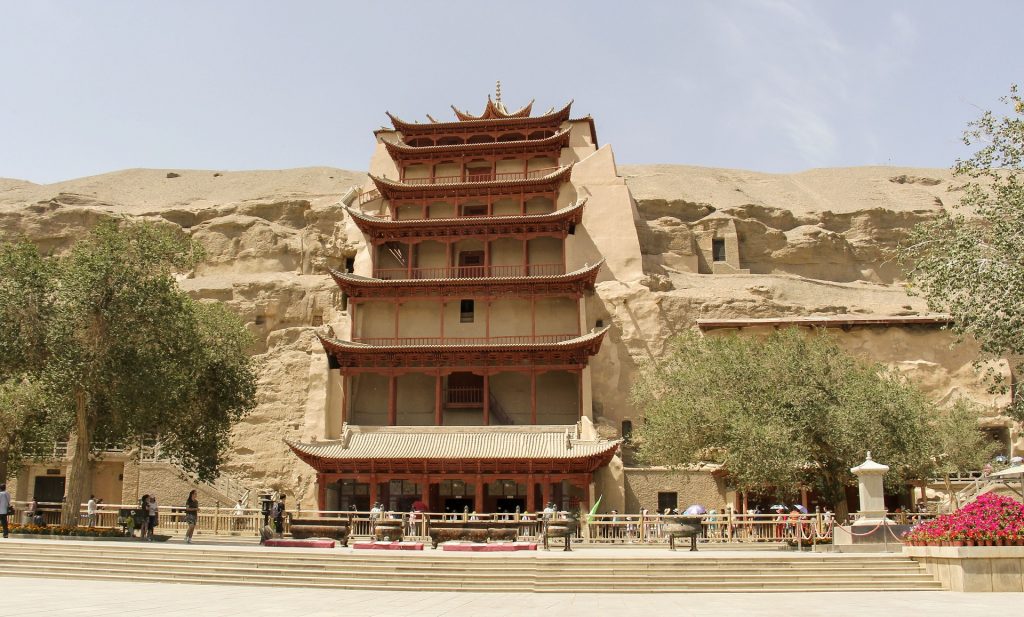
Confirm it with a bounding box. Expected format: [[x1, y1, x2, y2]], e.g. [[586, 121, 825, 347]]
[[0, 558, 933, 581], [0, 569, 944, 592]]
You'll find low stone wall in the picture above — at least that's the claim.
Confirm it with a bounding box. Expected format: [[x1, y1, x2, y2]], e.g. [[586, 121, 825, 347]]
[[903, 545, 1024, 591]]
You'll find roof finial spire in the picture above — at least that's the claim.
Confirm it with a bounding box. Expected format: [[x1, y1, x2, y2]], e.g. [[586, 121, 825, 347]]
[[495, 80, 502, 103]]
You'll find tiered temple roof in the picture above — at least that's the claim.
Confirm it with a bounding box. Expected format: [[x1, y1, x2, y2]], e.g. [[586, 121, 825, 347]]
[[380, 101, 573, 137], [328, 260, 604, 300], [344, 199, 585, 243], [370, 165, 573, 202], [287, 424, 620, 474], [383, 127, 571, 161], [318, 327, 609, 372], [451, 96, 535, 121]]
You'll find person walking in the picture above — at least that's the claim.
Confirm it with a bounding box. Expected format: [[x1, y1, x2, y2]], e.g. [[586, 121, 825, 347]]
[[184, 490, 199, 544], [0, 483, 11, 539], [232, 499, 244, 531]]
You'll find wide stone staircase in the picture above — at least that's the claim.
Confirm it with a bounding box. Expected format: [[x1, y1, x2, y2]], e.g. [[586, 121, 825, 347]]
[[0, 541, 943, 592]]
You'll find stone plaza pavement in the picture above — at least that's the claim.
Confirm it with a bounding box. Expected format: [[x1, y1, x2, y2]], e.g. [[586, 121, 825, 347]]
[[2, 576, 1020, 617]]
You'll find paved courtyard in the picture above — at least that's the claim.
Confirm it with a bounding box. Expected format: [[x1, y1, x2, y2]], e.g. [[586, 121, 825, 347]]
[[2, 576, 1020, 617]]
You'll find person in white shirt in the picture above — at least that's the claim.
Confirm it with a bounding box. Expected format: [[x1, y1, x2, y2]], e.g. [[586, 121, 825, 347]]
[[0, 484, 11, 538], [87, 495, 97, 527]]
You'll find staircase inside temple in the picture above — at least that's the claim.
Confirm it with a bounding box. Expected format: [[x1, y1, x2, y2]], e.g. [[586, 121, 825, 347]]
[[0, 540, 943, 592]]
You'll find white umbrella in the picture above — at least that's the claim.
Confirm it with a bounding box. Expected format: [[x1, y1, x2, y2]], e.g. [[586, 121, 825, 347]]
[[990, 464, 1024, 478]]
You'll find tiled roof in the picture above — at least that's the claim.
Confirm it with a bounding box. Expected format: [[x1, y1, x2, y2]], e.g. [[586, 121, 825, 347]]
[[318, 326, 610, 353], [369, 165, 573, 198], [327, 260, 603, 289], [451, 97, 534, 120], [695, 315, 953, 330], [344, 198, 585, 231], [384, 101, 573, 134], [287, 424, 620, 461], [383, 127, 571, 156]]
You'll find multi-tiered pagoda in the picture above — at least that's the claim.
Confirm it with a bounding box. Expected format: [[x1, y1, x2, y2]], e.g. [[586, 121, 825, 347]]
[[289, 94, 621, 515]]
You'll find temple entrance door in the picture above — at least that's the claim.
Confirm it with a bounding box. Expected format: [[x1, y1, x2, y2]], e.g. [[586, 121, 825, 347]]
[[395, 495, 419, 513], [34, 476, 65, 503], [496, 498, 525, 514], [444, 498, 473, 514]]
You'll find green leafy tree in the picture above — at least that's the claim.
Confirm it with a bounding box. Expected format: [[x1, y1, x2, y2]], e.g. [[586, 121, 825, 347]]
[[900, 85, 1024, 419], [1, 220, 257, 524], [933, 398, 1001, 476], [0, 240, 56, 480], [631, 328, 937, 520]]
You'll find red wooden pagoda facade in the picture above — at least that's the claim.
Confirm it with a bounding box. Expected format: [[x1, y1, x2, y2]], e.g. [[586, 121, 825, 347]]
[[289, 95, 617, 515]]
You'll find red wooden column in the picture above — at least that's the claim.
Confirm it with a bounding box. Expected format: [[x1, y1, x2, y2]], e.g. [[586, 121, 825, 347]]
[[526, 474, 536, 513], [445, 241, 453, 277], [522, 238, 529, 276], [434, 374, 443, 426], [577, 369, 583, 419], [407, 243, 413, 278], [530, 297, 536, 338], [317, 475, 327, 511], [483, 374, 490, 426], [420, 475, 430, 511], [541, 476, 552, 508], [369, 474, 379, 507], [530, 371, 537, 425], [340, 374, 348, 425], [474, 475, 485, 513], [387, 374, 398, 426], [439, 298, 445, 340]]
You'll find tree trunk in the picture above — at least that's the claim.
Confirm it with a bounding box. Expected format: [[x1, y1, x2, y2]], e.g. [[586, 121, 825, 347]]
[[0, 448, 9, 483], [835, 498, 849, 524], [61, 391, 92, 527]]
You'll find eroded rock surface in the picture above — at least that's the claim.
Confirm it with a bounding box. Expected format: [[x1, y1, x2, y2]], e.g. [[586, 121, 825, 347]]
[[1, 164, 1015, 504]]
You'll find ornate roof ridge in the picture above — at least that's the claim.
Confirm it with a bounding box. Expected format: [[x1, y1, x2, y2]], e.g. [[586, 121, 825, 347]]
[[451, 97, 535, 121]]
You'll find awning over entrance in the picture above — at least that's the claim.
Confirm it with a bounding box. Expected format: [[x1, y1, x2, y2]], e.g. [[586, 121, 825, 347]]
[[287, 424, 619, 475]]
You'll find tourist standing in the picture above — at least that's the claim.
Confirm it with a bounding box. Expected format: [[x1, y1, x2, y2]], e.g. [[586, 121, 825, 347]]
[[147, 495, 159, 540], [233, 499, 245, 531], [138, 494, 150, 539], [184, 490, 199, 544], [87, 495, 97, 527], [0, 483, 11, 539], [273, 495, 286, 535]]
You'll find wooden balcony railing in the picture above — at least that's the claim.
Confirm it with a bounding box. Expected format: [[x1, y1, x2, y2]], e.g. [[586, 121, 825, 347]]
[[398, 167, 560, 186], [445, 387, 483, 407], [352, 334, 576, 347], [373, 263, 565, 280], [355, 189, 382, 206]]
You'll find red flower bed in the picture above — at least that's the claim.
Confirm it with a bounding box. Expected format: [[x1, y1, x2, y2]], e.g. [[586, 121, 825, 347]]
[[904, 494, 1024, 546]]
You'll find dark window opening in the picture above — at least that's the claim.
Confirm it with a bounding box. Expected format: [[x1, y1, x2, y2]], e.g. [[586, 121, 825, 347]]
[[568, 223, 576, 235], [311, 314, 323, 327], [712, 238, 727, 262], [460, 299, 475, 323], [345, 257, 355, 273], [462, 204, 488, 217], [657, 492, 678, 513], [341, 291, 348, 311], [621, 420, 633, 441], [595, 319, 604, 329], [254, 314, 266, 326]]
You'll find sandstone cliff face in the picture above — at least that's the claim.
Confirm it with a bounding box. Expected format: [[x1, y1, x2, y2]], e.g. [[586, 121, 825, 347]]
[[0, 164, 1015, 506]]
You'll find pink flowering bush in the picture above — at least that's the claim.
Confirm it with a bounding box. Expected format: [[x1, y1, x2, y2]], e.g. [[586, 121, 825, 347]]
[[904, 494, 1024, 545]]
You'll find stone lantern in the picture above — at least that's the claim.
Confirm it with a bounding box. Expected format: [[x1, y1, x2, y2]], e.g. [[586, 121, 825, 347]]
[[850, 451, 889, 525]]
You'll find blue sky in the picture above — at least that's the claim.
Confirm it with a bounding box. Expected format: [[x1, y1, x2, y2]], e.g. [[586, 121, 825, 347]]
[[1, 0, 1020, 183]]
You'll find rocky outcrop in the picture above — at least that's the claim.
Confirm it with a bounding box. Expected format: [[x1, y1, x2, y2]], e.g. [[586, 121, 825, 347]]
[[1, 163, 1016, 505]]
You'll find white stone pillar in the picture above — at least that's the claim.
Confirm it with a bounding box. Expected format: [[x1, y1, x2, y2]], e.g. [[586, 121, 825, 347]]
[[850, 451, 890, 525]]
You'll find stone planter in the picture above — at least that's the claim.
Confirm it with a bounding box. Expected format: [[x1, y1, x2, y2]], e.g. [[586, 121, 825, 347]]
[[903, 545, 1024, 592]]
